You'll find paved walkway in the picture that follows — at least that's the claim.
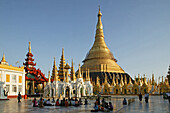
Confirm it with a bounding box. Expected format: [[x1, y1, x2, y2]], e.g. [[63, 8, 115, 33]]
[[0, 96, 169, 113], [118, 96, 170, 113]]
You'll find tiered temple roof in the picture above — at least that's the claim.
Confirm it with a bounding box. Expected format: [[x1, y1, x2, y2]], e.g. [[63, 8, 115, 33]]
[[23, 42, 47, 82]]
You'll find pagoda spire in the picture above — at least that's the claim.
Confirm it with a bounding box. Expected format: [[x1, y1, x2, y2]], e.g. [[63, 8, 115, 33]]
[[120, 74, 124, 87], [95, 7, 104, 38], [116, 75, 119, 85], [48, 71, 51, 84], [143, 74, 147, 85], [124, 75, 127, 85], [87, 69, 90, 81], [58, 48, 66, 81], [64, 62, 70, 83], [151, 74, 155, 85], [52, 57, 58, 81], [70, 59, 76, 82], [96, 76, 100, 86], [1, 53, 6, 62], [29, 41, 31, 53], [104, 74, 108, 84], [0, 53, 8, 65], [111, 75, 116, 86], [77, 64, 82, 78], [128, 77, 133, 86], [134, 76, 137, 84]]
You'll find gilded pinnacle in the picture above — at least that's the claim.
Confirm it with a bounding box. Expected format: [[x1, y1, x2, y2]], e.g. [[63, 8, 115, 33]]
[[29, 41, 31, 53], [1, 53, 6, 62]]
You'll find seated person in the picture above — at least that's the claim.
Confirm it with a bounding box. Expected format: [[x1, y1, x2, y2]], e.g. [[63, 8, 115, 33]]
[[75, 98, 79, 106], [33, 98, 38, 107], [46, 99, 52, 106], [108, 102, 113, 111], [105, 102, 108, 109], [55, 99, 60, 106], [68, 98, 72, 106], [123, 98, 127, 105], [71, 98, 75, 106], [39, 98, 44, 108], [62, 98, 66, 106], [95, 99, 99, 105], [84, 99, 88, 105], [91, 103, 98, 112], [79, 98, 83, 105], [100, 105, 105, 111], [65, 99, 69, 107]]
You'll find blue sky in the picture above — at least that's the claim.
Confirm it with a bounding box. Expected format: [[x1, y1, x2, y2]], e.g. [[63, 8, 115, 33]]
[[0, 0, 170, 80]]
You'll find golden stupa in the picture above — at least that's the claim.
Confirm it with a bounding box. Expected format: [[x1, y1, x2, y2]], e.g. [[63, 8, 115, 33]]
[[80, 8, 131, 84], [81, 8, 125, 73]]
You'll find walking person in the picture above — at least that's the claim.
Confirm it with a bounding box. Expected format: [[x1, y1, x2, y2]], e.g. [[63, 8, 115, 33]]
[[139, 93, 142, 101], [17, 92, 22, 103], [144, 93, 149, 103]]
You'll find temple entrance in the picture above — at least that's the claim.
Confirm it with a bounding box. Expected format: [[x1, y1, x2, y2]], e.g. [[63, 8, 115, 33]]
[[124, 89, 127, 94], [135, 89, 137, 94], [28, 82, 32, 95], [116, 89, 118, 94], [65, 87, 70, 98]]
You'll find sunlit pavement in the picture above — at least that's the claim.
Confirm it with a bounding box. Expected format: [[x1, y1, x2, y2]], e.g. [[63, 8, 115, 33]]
[[118, 96, 170, 113], [0, 96, 169, 113]]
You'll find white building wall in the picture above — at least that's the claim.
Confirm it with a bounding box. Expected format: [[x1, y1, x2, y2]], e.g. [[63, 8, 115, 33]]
[[0, 68, 25, 96]]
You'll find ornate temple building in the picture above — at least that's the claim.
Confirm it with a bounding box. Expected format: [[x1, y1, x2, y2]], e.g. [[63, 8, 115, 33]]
[[92, 72, 170, 95], [23, 42, 48, 95], [80, 8, 132, 85], [0, 54, 25, 97], [44, 49, 93, 98]]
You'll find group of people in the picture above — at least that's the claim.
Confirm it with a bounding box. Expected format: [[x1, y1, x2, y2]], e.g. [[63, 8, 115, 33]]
[[92, 97, 113, 112], [32, 97, 88, 108], [139, 93, 149, 103]]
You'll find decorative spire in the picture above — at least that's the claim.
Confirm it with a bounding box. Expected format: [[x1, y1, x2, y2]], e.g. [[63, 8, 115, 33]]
[[52, 57, 58, 81], [85, 68, 88, 81], [70, 59, 76, 82], [143, 74, 147, 85], [111, 75, 116, 86], [29, 41, 31, 53], [77, 64, 82, 78], [64, 62, 70, 83], [96, 76, 100, 86], [1, 53, 6, 62], [138, 74, 142, 86], [128, 77, 133, 86], [104, 74, 108, 84], [124, 75, 127, 85], [96, 6, 103, 31], [65, 70, 69, 83], [134, 76, 137, 84], [58, 48, 66, 81], [116, 75, 119, 85], [152, 74, 155, 85], [120, 74, 124, 87]]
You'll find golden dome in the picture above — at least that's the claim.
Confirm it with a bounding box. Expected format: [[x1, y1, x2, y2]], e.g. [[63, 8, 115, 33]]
[[81, 8, 125, 73]]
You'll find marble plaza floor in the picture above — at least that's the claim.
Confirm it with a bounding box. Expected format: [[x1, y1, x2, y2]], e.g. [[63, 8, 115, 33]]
[[0, 96, 169, 113]]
